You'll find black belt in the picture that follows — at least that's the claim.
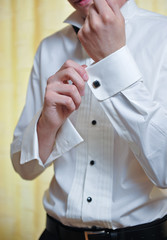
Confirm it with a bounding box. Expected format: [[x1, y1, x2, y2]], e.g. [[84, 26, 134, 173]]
[[46, 214, 167, 240]]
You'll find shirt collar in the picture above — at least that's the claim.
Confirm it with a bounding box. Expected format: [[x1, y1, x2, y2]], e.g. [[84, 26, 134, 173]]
[[64, 10, 84, 29], [64, 0, 138, 28]]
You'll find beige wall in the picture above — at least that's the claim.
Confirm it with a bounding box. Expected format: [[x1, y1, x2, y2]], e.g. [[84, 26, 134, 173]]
[[0, 0, 167, 239]]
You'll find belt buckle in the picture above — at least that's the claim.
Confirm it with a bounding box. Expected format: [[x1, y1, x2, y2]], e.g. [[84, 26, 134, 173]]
[[84, 230, 105, 240]]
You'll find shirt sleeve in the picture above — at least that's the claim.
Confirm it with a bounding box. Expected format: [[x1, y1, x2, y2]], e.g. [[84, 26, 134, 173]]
[[10, 43, 83, 180], [86, 45, 167, 188]]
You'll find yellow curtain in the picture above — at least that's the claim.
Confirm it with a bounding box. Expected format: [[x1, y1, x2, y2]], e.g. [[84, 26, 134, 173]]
[[0, 0, 166, 239]]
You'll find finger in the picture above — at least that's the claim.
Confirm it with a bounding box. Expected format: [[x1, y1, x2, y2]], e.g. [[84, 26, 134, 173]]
[[105, 0, 121, 16], [56, 68, 86, 96], [81, 64, 87, 68], [88, 4, 99, 27], [93, 0, 113, 16], [53, 83, 82, 109], [50, 91, 76, 113], [60, 59, 88, 81], [79, 16, 90, 37]]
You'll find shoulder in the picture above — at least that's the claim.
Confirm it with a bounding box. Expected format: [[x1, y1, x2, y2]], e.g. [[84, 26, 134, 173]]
[[131, 7, 167, 47], [135, 7, 167, 32]]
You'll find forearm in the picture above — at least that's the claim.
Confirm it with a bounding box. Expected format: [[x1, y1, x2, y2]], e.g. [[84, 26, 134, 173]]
[[11, 151, 45, 180], [37, 115, 58, 164], [100, 81, 167, 187], [86, 46, 167, 188], [11, 110, 47, 180]]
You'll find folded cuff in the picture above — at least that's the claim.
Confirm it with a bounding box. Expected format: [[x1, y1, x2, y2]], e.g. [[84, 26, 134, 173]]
[[86, 46, 142, 101], [20, 110, 84, 168]]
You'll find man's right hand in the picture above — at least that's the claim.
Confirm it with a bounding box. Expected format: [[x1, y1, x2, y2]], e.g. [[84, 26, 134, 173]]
[[37, 60, 88, 163]]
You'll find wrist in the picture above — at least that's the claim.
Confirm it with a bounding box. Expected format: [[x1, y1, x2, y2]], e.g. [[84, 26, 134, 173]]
[[37, 114, 58, 139], [95, 44, 126, 62], [37, 114, 58, 163]]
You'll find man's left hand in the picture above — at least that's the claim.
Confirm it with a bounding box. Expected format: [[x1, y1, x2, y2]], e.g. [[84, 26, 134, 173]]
[[78, 0, 126, 62]]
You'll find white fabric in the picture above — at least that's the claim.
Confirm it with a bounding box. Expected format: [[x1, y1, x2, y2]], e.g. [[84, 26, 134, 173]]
[[11, 0, 167, 229]]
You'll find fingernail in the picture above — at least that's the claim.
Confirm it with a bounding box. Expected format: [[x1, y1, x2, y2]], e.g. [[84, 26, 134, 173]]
[[82, 64, 87, 68], [83, 73, 89, 81]]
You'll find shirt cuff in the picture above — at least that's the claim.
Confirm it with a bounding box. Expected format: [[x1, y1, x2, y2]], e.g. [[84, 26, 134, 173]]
[[86, 46, 142, 101], [20, 110, 42, 165], [45, 118, 84, 167], [20, 110, 84, 168]]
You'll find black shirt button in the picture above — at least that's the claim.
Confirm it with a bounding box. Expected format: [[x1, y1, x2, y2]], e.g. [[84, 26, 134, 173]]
[[92, 120, 97, 125], [92, 80, 101, 88], [90, 160, 95, 166], [87, 197, 92, 203]]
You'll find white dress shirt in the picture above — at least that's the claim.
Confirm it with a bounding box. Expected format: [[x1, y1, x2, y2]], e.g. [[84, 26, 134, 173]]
[[11, 0, 167, 229]]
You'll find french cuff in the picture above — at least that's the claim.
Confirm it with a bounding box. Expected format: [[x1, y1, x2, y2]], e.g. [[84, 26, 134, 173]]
[[20, 110, 43, 166], [44, 119, 84, 167], [20, 110, 84, 168], [86, 46, 142, 101]]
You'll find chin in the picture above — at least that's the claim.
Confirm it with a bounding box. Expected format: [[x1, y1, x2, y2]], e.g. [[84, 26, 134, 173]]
[[69, 0, 93, 18]]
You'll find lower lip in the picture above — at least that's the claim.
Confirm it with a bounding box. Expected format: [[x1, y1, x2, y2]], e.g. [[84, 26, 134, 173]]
[[77, 0, 91, 7]]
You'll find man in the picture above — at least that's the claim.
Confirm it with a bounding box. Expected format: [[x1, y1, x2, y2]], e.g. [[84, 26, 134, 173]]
[[11, 0, 167, 239]]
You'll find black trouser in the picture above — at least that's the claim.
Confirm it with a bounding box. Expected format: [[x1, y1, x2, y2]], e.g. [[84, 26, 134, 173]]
[[39, 229, 59, 240], [39, 214, 167, 240]]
